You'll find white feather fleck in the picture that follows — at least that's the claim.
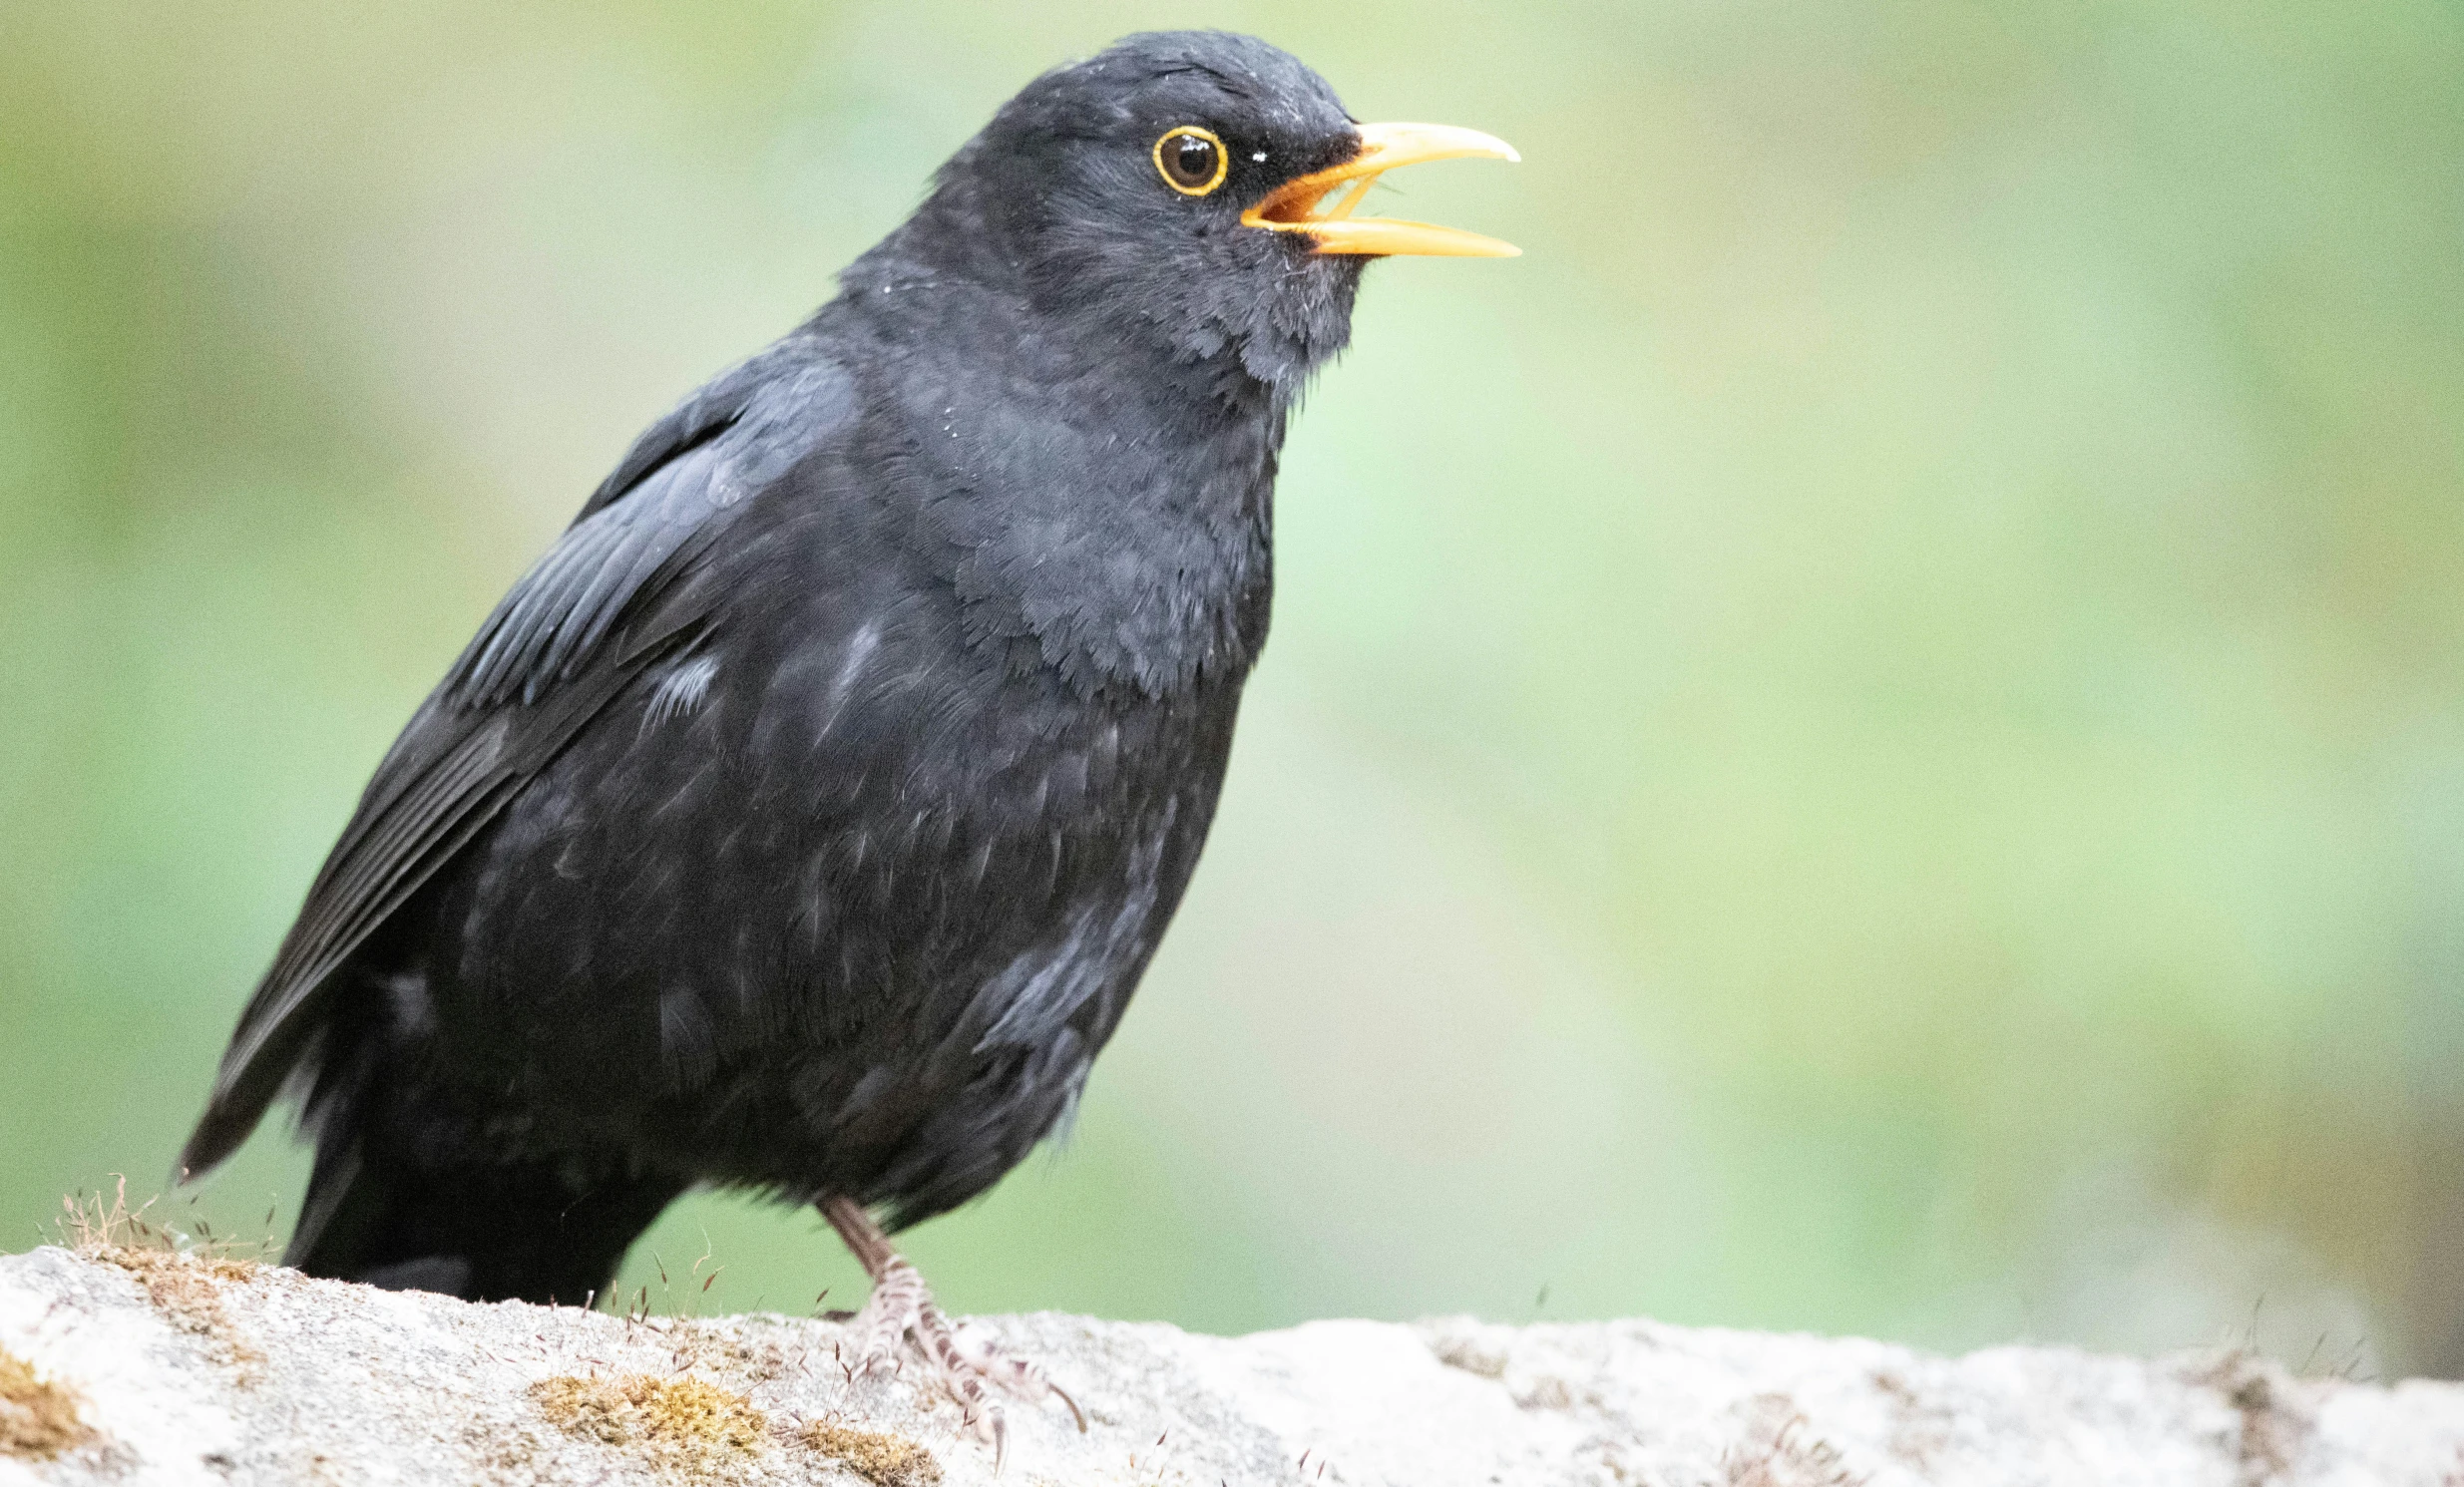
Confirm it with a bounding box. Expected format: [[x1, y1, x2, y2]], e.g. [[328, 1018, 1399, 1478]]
[[645, 653, 720, 724]]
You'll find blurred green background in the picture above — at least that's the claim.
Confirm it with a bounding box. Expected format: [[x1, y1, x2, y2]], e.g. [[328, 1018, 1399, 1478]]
[[5, 0, 2462, 1375]]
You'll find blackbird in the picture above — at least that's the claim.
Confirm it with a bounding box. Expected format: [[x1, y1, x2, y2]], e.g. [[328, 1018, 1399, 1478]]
[[181, 29, 1514, 1448]]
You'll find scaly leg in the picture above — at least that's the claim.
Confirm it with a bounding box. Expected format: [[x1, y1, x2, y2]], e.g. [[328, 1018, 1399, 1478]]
[[820, 1195, 1086, 1467]]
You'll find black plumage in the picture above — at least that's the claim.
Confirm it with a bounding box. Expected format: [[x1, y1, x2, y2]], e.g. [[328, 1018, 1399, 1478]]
[[182, 27, 1511, 1437]]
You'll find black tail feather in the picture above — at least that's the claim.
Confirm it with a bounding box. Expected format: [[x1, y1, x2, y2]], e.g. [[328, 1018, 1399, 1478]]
[[287, 1136, 683, 1305]]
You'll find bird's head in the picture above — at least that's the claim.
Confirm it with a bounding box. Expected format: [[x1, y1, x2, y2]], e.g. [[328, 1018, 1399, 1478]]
[[887, 31, 1517, 403]]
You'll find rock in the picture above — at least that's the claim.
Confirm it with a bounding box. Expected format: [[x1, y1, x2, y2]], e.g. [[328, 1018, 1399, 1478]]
[[1, 1244, 2460, 1485]]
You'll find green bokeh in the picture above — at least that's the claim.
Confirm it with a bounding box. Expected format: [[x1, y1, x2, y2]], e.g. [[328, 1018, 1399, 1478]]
[[5, 0, 2460, 1375]]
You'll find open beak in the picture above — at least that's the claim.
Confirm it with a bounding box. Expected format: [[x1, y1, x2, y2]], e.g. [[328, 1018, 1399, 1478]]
[[1242, 122, 1521, 258]]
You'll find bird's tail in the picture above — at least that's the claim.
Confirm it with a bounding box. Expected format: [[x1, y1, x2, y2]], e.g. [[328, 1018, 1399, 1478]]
[[287, 1131, 684, 1306]]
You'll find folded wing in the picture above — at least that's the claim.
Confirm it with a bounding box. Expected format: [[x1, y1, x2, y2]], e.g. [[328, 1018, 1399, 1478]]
[[181, 350, 845, 1177]]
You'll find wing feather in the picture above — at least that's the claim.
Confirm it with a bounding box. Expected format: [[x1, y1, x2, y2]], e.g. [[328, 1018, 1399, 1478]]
[[177, 358, 824, 1176]]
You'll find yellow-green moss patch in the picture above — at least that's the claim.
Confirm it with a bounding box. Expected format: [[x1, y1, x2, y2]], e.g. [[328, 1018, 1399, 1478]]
[[0, 1346, 91, 1461], [800, 1422, 941, 1487], [532, 1373, 766, 1460]]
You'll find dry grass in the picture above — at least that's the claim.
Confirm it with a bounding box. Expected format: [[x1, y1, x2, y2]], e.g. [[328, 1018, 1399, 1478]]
[[532, 1373, 767, 1460], [0, 1346, 91, 1461], [799, 1421, 943, 1487], [61, 1180, 264, 1380], [1430, 1332, 1509, 1379], [2189, 1350, 2314, 1485], [98, 1248, 264, 1371], [1723, 1395, 1866, 1487], [57, 1176, 275, 1267]]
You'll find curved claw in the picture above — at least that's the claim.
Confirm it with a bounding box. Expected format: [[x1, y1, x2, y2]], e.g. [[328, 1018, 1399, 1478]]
[[1047, 1378, 1088, 1434]]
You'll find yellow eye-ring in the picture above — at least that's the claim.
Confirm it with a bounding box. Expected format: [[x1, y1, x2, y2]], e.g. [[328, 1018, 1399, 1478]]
[[1152, 126, 1229, 196]]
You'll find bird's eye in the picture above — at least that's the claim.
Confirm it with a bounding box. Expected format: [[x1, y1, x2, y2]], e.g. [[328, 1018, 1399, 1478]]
[[1152, 126, 1228, 196]]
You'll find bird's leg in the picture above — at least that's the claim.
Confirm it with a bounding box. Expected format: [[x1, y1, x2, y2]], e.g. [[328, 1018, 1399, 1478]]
[[819, 1196, 1086, 1465]]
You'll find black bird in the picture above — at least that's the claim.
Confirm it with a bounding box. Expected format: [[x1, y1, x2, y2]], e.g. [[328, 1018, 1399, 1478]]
[[181, 29, 1514, 1447]]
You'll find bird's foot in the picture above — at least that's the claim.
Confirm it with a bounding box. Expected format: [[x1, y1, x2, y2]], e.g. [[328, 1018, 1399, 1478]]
[[846, 1261, 1086, 1461], [825, 1198, 1086, 1468]]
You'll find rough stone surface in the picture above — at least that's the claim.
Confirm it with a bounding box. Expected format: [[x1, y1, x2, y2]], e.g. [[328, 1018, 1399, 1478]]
[[3, 1245, 2461, 1485]]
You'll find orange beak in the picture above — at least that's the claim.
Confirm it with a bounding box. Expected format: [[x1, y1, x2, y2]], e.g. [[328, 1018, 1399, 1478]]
[[1242, 122, 1521, 258]]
